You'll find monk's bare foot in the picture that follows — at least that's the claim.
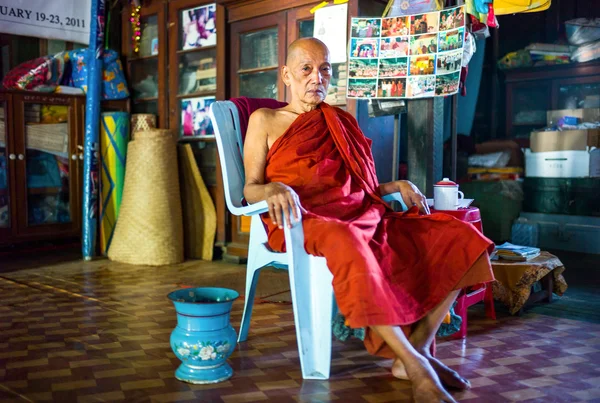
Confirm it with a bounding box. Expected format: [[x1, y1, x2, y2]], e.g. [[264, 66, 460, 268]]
[[397, 350, 470, 390], [406, 357, 457, 403], [392, 358, 408, 380], [425, 355, 470, 390]]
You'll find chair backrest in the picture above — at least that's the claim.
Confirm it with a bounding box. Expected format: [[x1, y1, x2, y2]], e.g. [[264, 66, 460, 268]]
[[210, 101, 245, 214]]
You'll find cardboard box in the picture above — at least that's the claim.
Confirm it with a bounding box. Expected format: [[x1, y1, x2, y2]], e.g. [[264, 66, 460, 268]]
[[546, 108, 600, 125], [530, 129, 600, 152], [525, 149, 590, 178]]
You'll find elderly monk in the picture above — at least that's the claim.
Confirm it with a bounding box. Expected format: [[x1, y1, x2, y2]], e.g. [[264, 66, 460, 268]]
[[243, 37, 494, 403]]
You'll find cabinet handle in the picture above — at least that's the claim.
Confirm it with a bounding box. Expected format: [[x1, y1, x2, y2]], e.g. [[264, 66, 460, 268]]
[[18, 154, 24, 160], [79, 153, 84, 160], [9, 153, 16, 160], [71, 154, 78, 160]]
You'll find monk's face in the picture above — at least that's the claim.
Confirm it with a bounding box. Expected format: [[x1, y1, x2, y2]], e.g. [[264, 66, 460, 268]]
[[282, 39, 331, 105]]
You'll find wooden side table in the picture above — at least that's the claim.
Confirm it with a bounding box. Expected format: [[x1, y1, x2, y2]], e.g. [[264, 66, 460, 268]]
[[491, 252, 568, 315]]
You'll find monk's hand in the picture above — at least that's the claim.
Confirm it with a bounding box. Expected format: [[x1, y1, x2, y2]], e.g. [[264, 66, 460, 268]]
[[265, 182, 302, 229], [397, 180, 430, 215]]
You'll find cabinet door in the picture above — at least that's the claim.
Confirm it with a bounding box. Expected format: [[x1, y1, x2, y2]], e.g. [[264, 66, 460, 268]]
[[230, 12, 287, 101], [123, 2, 168, 128], [552, 75, 600, 111], [168, 0, 220, 139], [228, 13, 286, 255], [12, 93, 80, 237], [506, 82, 551, 138], [0, 92, 15, 239]]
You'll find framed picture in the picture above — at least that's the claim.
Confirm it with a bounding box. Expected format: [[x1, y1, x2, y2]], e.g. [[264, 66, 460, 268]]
[[180, 96, 215, 138], [180, 3, 217, 50]]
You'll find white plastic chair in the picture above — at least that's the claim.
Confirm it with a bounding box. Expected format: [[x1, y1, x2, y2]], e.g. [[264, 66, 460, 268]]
[[210, 101, 404, 380]]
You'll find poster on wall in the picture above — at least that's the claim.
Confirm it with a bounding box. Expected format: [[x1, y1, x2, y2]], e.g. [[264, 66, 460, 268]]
[[180, 3, 217, 50], [0, 0, 91, 44], [313, 3, 348, 64], [347, 5, 465, 99]]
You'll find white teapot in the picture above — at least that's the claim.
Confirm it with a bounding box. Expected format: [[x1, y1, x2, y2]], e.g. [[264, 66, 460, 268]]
[[433, 178, 464, 211]]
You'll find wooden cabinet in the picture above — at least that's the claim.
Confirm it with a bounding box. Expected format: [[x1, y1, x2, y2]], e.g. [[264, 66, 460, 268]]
[[0, 91, 84, 245], [504, 61, 600, 142], [122, 1, 168, 127]]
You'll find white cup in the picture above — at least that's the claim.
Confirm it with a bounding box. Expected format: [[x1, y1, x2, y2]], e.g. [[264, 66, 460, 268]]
[[433, 178, 464, 210]]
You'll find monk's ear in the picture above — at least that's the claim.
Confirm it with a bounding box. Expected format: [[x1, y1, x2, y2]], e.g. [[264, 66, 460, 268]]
[[281, 65, 291, 86]]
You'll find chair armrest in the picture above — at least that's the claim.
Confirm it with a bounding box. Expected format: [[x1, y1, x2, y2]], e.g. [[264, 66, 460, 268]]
[[231, 200, 269, 216], [382, 192, 409, 212]]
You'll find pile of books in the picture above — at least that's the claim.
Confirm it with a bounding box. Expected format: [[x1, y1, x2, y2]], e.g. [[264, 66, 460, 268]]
[[493, 242, 541, 262]]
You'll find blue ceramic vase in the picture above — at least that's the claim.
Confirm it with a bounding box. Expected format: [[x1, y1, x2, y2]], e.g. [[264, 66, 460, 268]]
[[168, 287, 239, 384]]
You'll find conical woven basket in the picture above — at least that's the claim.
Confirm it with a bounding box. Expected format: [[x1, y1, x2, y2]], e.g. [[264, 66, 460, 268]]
[[108, 129, 184, 266]]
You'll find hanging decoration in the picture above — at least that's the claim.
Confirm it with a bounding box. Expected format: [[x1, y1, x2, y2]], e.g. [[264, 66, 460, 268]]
[[130, 2, 142, 53]]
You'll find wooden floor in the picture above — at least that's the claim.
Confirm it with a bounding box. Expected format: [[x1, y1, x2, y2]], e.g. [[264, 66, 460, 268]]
[[1, 256, 600, 402]]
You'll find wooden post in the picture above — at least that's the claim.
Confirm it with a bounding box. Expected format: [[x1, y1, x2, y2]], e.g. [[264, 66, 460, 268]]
[[406, 97, 444, 197]]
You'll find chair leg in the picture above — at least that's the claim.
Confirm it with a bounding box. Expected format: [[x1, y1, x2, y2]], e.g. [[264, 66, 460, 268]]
[[238, 264, 262, 343], [289, 256, 333, 380], [484, 283, 496, 320], [453, 293, 467, 339]]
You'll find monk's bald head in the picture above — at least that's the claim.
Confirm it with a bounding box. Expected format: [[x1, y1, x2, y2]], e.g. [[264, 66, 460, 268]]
[[286, 37, 330, 66], [282, 37, 331, 107]]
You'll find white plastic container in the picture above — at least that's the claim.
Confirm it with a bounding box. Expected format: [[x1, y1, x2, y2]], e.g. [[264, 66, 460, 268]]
[[525, 149, 590, 178]]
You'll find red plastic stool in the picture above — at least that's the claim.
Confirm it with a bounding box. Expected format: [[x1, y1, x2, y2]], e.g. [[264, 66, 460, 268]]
[[430, 207, 496, 339]]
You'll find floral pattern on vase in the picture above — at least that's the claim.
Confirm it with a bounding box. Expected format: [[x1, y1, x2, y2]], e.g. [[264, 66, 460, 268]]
[[174, 340, 231, 361]]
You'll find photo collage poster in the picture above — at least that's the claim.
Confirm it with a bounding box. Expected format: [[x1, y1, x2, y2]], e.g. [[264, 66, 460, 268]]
[[347, 5, 465, 99]]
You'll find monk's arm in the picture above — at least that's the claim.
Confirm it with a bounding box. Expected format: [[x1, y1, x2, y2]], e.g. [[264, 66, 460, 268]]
[[243, 110, 270, 204], [243, 110, 300, 228], [378, 181, 400, 197]]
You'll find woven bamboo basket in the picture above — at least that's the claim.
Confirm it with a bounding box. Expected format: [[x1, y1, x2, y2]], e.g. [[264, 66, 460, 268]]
[[130, 114, 157, 137], [108, 129, 184, 266]]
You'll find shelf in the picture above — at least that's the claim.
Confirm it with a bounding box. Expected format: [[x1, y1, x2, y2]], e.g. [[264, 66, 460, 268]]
[[177, 45, 216, 55], [237, 66, 278, 75], [512, 122, 547, 127], [177, 90, 217, 99], [132, 97, 158, 103], [27, 187, 63, 195], [179, 135, 216, 142], [128, 54, 159, 62]]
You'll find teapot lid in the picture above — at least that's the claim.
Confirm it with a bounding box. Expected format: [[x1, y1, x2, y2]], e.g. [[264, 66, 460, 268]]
[[435, 177, 458, 186]]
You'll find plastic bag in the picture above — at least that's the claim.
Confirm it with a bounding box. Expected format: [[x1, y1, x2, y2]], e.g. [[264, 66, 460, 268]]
[[565, 18, 600, 46], [2, 52, 67, 92], [571, 39, 600, 63], [68, 49, 130, 100]]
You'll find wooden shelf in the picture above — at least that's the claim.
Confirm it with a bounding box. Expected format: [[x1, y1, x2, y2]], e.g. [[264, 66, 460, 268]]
[[237, 66, 278, 75], [132, 96, 159, 103], [128, 54, 159, 62], [27, 187, 63, 195], [512, 122, 546, 127], [176, 45, 216, 56], [177, 90, 217, 99], [178, 135, 216, 142]]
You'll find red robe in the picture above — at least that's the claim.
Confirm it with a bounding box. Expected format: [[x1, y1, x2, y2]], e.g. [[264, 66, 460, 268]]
[[262, 103, 494, 357]]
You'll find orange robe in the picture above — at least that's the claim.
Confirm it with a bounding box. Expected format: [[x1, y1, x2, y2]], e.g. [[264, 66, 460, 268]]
[[262, 103, 494, 357]]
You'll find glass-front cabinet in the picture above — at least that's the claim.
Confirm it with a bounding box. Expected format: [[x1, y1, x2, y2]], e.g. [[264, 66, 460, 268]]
[[124, 2, 167, 127], [504, 62, 600, 140], [0, 92, 12, 236], [13, 94, 79, 236], [169, 0, 219, 140], [0, 92, 81, 244], [231, 13, 287, 102]]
